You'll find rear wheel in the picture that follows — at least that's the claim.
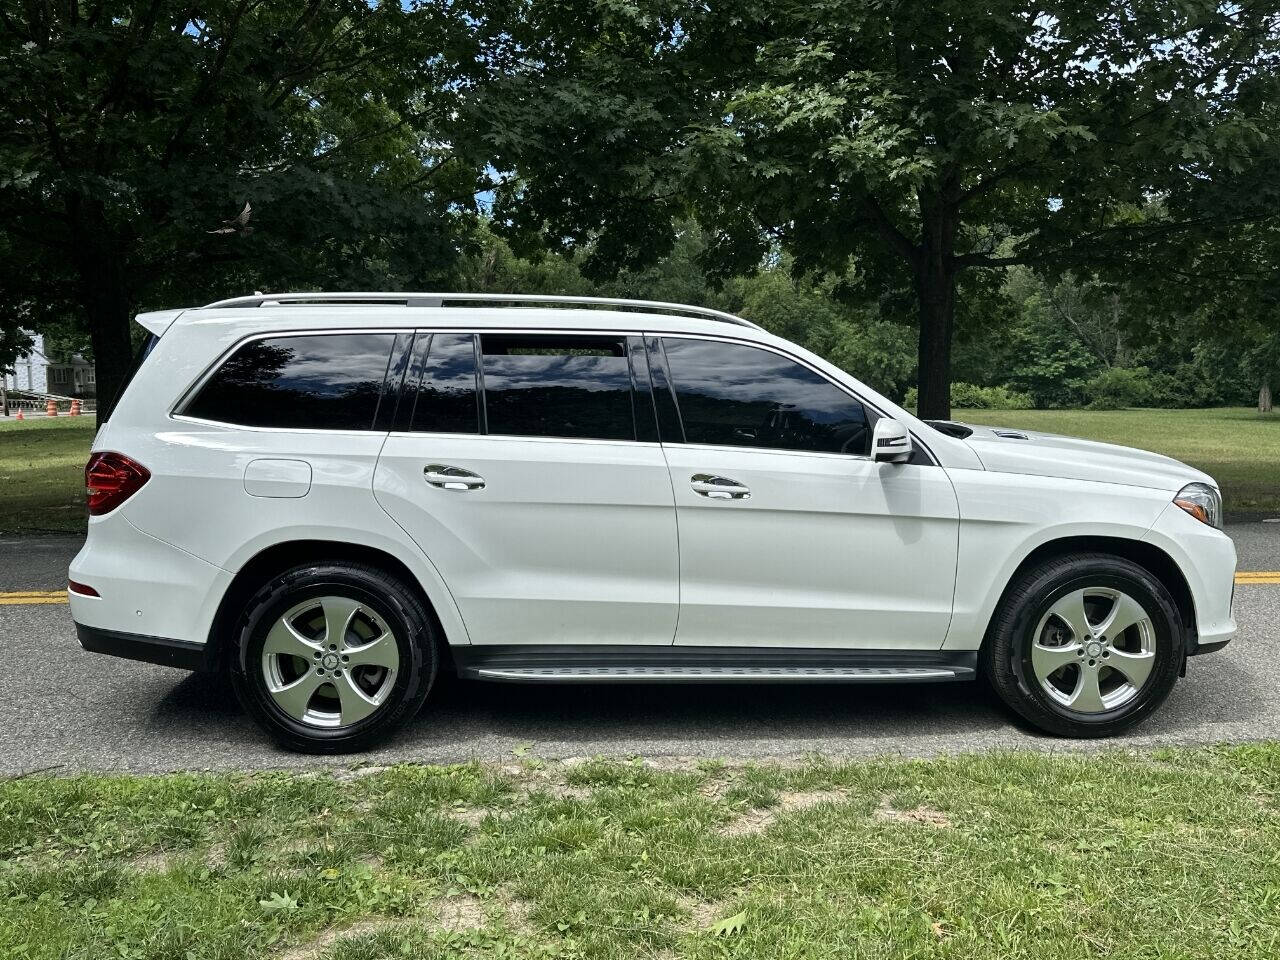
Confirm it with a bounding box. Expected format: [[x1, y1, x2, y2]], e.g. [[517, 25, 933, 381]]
[[230, 562, 438, 753], [982, 553, 1183, 738]]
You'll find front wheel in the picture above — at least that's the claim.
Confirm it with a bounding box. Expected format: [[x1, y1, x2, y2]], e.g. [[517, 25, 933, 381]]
[[229, 562, 438, 753], [982, 553, 1184, 738]]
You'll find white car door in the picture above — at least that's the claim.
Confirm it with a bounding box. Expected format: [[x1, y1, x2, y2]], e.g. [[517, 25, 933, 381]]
[[651, 335, 959, 650], [373, 330, 679, 646]]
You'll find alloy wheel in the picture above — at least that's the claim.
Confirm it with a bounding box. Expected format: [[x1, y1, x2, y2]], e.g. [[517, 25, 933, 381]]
[[1030, 587, 1157, 714], [260, 595, 400, 728]]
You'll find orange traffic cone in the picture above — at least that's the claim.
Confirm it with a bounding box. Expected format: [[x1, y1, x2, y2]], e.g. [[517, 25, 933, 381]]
[[69, 399, 81, 416], [15, 409, 24, 420], [46, 399, 57, 417]]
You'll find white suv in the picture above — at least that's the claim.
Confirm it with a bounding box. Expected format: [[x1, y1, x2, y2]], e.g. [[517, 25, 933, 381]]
[[69, 292, 1237, 752]]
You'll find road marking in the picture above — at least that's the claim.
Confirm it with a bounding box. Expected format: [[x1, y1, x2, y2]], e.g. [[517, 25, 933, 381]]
[[0, 573, 1278, 607], [0, 590, 68, 605], [1236, 572, 1280, 584]]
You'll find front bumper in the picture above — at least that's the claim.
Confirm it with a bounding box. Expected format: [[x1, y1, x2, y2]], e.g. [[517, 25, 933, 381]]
[[1144, 502, 1237, 658]]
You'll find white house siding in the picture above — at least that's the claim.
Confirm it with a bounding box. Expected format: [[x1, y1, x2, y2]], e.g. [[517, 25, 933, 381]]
[[3, 333, 49, 394]]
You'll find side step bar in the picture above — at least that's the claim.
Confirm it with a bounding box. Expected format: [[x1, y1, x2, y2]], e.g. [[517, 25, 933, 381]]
[[452, 646, 976, 684]]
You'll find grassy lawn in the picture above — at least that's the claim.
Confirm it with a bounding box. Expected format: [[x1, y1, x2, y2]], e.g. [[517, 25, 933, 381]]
[[954, 406, 1279, 515], [0, 417, 96, 534], [0, 407, 1275, 534], [2, 746, 1279, 958]]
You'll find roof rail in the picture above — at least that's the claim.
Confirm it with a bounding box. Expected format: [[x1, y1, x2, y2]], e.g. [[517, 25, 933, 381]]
[[198, 291, 761, 330]]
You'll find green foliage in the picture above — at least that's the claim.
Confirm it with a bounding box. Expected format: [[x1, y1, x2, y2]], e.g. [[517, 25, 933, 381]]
[[905, 383, 1032, 411], [469, 0, 1280, 416], [1082, 367, 1156, 410], [0, 1, 490, 412]]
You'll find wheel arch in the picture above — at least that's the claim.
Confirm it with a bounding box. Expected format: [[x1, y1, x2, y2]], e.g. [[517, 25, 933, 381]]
[[981, 535, 1196, 650], [205, 539, 459, 672]]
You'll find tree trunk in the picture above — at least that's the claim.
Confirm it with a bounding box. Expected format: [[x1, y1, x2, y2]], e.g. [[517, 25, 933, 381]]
[[914, 272, 955, 419], [71, 199, 135, 421], [1261, 382, 1274, 414], [912, 196, 958, 420]]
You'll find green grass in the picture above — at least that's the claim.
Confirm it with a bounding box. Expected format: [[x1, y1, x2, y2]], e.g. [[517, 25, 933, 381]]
[[3, 746, 1280, 958], [1, 407, 1276, 534], [954, 406, 1279, 515], [0, 417, 97, 534]]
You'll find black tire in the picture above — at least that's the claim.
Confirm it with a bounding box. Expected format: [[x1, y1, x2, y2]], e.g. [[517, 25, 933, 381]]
[[981, 552, 1184, 738], [229, 562, 439, 753]]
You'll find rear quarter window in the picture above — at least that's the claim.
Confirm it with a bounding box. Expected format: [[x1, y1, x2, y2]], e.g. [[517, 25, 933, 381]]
[[182, 333, 396, 430]]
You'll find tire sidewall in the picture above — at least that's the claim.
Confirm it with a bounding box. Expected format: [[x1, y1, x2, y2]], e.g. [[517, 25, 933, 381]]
[[230, 565, 435, 751], [1000, 559, 1182, 734]]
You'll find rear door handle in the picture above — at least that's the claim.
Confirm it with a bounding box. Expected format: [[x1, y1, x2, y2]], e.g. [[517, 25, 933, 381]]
[[690, 474, 750, 500], [424, 464, 485, 490]]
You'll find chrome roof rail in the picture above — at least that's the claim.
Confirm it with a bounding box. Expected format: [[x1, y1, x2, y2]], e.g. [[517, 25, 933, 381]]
[[199, 291, 761, 329]]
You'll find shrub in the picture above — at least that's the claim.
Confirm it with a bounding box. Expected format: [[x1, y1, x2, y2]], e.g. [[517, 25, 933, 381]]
[[1082, 366, 1154, 410], [904, 382, 1033, 411]]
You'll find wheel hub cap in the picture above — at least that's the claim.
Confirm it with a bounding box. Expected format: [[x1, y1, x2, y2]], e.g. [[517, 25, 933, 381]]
[[260, 595, 400, 729], [1030, 586, 1157, 715]]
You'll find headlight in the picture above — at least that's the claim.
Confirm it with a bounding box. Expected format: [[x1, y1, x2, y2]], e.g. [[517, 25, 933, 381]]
[[1174, 482, 1222, 529]]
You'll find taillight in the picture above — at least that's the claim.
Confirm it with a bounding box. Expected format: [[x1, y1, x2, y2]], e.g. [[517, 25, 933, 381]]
[[86, 452, 151, 516]]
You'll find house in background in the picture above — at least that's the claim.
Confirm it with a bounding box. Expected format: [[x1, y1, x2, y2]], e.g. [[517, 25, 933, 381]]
[[3, 331, 97, 398]]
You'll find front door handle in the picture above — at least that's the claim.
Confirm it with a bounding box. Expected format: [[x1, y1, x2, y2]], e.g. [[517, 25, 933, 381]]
[[690, 474, 751, 500], [424, 464, 485, 491]]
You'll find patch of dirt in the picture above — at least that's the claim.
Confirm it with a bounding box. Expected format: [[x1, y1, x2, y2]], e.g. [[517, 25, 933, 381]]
[[449, 806, 494, 827], [436, 893, 486, 931], [719, 789, 847, 837], [674, 893, 729, 932], [495, 886, 535, 934], [875, 800, 951, 828], [277, 919, 402, 960], [335, 765, 392, 782], [129, 849, 177, 873]]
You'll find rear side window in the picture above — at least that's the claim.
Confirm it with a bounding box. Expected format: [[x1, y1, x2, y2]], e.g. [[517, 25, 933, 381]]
[[184, 334, 395, 430], [101, 332, 159, 424], [479, 334, 636, 441], [661, 337, 871, 455], [409, 333, 481, 434]]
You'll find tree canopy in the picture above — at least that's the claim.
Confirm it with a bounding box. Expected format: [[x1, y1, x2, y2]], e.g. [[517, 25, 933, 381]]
[[0, 0, 489, 413], [470, 0, 1280, 417]]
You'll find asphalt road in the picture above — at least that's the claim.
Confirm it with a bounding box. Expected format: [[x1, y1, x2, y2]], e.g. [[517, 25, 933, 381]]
[[2, 526, 1279, 775]]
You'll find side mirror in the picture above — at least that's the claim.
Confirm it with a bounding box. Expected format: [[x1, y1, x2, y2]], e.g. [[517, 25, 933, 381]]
[[872, 418, 912, 463]]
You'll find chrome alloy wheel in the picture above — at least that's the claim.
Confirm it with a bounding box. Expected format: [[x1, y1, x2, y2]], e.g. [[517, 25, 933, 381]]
[[1030, 587, 1157, 714], [260, 596, 400, 729]]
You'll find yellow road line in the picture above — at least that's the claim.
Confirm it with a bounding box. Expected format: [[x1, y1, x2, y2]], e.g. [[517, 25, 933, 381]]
[[1236, 572, 1280, 584], [0, 590, 67, 605], [0, 573, 1278, 607]]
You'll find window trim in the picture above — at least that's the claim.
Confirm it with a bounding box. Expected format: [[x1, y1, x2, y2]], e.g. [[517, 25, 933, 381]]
[[653, 333, 936, 466], [170, 327, 409, 433]]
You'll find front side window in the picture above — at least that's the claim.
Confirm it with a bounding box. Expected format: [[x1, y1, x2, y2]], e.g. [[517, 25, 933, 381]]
[[184, 333, 395, 430], [661, 337, 871, 455], [480, 334, 636, 441]]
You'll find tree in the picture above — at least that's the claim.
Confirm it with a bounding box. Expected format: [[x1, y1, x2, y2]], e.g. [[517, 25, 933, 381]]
[[0, 1, 489, 416], [470, 0, 1280, 417]]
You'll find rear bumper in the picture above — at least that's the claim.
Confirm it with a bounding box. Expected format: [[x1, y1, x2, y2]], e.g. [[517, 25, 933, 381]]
[[68, 512, 230, 646], [75, 622, 212, 671]]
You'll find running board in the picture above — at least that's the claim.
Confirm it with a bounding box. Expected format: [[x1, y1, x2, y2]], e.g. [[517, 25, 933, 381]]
[[452, 646, 975, 684]]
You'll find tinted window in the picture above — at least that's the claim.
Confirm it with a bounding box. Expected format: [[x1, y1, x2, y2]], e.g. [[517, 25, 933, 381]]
[[661, 338, 871, 455], [184, 334, 394, 430], [410, 333, 480, 433], [480, 335, 635, 441]]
